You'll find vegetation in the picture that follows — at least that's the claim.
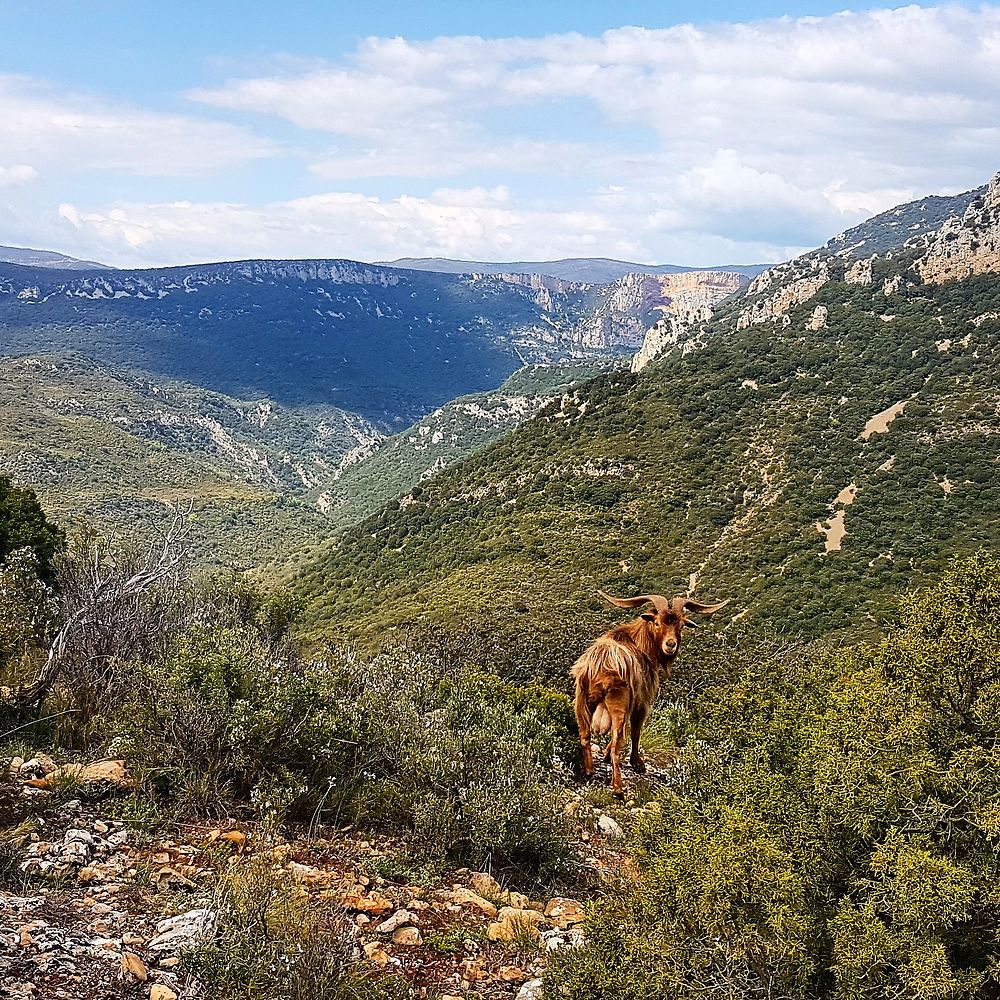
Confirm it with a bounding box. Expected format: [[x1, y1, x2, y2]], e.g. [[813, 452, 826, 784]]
[[546, 552, 1000, 1000], [294, 263, 1000, 645], [0, 473, 64, 580]]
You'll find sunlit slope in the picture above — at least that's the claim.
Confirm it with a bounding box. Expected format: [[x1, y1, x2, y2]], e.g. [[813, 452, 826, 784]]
[[296, 265, 1000, 641]]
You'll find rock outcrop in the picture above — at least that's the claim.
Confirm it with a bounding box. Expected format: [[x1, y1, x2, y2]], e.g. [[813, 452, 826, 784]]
[[916, 172, 1000, 285], [736, 256, 831, 330], [629, 271, 747, 371]]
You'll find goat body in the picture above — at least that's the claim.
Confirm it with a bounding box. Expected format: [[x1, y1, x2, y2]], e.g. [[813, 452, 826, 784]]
[[572, 591, 727, 795]]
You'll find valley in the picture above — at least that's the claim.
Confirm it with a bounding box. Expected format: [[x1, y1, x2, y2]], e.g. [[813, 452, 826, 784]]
[[3, 163, 1000, 1000]]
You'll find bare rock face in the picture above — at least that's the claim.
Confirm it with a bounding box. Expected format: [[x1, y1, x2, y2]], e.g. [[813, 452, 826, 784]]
[[736, 257, 831, 330], [629, 271, 746, 371], [806, 305, 829, 331], [581, 270, 744, 353], [845, 258, 874, 285], [916, 173, 1000, 285]]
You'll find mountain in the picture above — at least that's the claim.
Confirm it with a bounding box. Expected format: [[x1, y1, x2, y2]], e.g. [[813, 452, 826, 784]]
[[307, 358, 620, 533], [293, 171, 1000, 644], [377, 256, 770, 283], [0, 259, 744, 428], [0, 244, 111, 270], [0, 256, 745, 564], [0, 352, 340, 568], [823, 185, 986, 259]]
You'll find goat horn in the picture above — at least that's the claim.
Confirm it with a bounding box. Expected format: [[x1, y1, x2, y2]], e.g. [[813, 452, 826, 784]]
[[680, 597, 730, 615], [597, 590, 669, 613]]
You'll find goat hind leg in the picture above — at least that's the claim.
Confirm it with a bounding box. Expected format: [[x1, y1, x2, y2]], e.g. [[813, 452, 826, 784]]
[[629, 705, 649, 774], [604, 688, 630, 797]]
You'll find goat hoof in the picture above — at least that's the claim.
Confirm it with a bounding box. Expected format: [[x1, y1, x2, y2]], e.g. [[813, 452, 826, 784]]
[[630, 756, 647, 774], [612, 789, 625, 800]]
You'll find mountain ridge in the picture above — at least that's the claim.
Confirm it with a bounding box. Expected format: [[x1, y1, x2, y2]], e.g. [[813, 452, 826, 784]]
[[376, 256, 769, 283], [0, 243, 112, 270], [293, 170, 1000, 643]]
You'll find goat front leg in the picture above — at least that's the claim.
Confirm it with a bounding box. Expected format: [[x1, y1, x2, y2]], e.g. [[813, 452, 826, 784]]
[[629, 704, 649, 774]]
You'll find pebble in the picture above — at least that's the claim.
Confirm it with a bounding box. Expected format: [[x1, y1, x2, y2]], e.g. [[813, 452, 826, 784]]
[[148, 908, 217, 951], [392, 925, 422, 946], [517, 978, 544, 1000], [376, 908, 418, 933]]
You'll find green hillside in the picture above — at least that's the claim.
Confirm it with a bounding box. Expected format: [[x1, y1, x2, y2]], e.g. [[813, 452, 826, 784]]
[[313, 359, 618, 532], [0, 353, 332, 569], [295, 250, 1000, 643]]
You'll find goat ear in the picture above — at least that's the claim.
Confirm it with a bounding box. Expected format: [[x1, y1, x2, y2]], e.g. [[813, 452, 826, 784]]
[[683, 618, 699, 628], [640, 613, 656, 622]]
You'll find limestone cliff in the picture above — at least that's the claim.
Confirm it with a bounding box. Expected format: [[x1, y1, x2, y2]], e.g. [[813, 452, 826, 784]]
[[736, 256, 831, 330], [629, 272, 747, 370], [916, 173, 1000, 285]]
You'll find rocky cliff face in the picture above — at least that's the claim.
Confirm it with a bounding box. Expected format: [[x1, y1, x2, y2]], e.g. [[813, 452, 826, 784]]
[[631, 271, 745, 371], [916, 173, 1000, 285], [735, 256, 831, 330]]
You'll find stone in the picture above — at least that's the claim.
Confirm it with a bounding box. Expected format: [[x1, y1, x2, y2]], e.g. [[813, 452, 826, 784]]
[[499, 965, 529, 982], [449, 886, 498, 918], [376, 909, 417, 933], [516, 979, 544, 1000], [391, 925, 422, 946], [121, 950, 148, 981], [26, 759, 131, 791], [469, 872, 503, 900], [461, 957, 487, 981], [595, 814, 623, 838], [341, 891, 392, 915], [148, 908, 217, 951], [20, 754, 58, 778], [150, 987, 178, 1000], [363, 941, 390, 967], [544, 897, 585, 929]]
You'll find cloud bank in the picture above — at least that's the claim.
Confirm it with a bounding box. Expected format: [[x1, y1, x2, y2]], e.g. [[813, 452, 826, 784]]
[[8, 5, 1000, 266]]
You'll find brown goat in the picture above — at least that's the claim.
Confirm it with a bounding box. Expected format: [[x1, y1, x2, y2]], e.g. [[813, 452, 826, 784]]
[[572, 591, 728, 795]]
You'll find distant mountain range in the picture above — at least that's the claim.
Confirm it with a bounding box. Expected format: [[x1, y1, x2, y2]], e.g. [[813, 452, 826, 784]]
[[0, 252, 744, 566], [0, 259, 743, 424], [0, 244, 111, 270], [379, 256, 770, 283]]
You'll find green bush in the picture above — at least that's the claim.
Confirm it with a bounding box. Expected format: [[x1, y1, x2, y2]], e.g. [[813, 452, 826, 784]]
[[189, 856, 413, 1000], [546, 553, 1000, 1000]]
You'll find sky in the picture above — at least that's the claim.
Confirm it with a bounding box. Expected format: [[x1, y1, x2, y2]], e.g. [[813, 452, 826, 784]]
[[2, 1, 999, 268]]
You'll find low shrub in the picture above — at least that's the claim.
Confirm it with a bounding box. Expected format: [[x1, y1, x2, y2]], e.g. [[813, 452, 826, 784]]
[[546, 553, 1000, 1000], [189, 856, 413, 1000]]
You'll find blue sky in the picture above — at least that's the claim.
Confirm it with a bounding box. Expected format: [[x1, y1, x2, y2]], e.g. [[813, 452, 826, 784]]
[[2, 2, 998, 267]]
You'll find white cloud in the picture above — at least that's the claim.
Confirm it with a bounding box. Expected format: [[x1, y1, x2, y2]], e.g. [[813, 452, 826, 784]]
[[51, 187, 656, 268], [0, 74, 277, 176], [10, 6, 1000, 266], [186, 5, 1000, 248], [0, 164, 37, 187]]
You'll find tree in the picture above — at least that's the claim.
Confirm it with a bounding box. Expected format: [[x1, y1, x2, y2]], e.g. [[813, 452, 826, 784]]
[[0, 474, 64, 582]]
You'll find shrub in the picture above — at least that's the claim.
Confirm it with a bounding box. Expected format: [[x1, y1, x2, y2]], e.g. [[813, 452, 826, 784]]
[[189, 856, 413, 1000], [546, 553, 1000, 1000]]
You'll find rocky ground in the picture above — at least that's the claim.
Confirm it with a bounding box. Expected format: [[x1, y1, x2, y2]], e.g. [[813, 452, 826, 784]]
[[0, 753, 646, 1000]]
